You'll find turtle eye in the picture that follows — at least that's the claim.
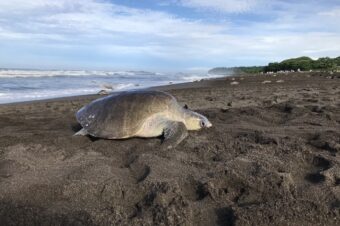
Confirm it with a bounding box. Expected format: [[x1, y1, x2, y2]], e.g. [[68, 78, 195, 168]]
[[200, 121, 205, 127]]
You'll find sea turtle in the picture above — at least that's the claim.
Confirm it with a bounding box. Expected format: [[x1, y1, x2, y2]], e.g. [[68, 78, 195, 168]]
[[74, 90, 212, 148]]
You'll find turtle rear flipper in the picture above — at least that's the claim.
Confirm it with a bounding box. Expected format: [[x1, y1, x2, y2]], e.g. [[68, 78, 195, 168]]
[[162, 121, 188, 149]]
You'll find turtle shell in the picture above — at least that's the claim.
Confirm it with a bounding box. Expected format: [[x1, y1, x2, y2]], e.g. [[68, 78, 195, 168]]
[[76, 90, 178, 139]]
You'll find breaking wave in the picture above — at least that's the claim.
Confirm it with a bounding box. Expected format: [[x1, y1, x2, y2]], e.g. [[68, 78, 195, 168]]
[[0, 69, 225, 104]]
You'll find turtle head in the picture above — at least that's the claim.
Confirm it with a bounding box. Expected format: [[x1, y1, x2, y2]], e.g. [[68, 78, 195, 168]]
[[184, 110, 212, 130]]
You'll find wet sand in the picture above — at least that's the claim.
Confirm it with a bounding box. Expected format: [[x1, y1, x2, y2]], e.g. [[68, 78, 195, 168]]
[[0, 72, 339, 225]]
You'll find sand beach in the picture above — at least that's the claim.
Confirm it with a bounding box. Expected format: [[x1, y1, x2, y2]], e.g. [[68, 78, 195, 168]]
[[0, 72, 339, 225]]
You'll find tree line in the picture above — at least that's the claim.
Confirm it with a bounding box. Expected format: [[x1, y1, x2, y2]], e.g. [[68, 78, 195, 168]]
[[264, 56, 340, 72], [208, 56, 340, 74]]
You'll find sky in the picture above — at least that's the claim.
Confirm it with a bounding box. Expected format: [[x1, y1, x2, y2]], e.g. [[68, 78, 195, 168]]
[[0, 0, 339, 71]]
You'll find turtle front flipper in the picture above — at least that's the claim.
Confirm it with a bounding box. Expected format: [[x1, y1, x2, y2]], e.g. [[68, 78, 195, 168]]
[[73, 128, 88, 136], [162, 121, 188, 149]]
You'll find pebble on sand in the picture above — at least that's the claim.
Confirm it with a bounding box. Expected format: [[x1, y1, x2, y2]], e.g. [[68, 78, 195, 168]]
[[230, 81, 239, 85], [276, 80, 284, 83], [262, 80, 272, 84]]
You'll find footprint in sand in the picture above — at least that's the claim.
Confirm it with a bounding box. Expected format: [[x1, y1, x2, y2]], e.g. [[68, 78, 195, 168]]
[[0, 159, 29, 178], [127, 158, 151, 183], [304, 156, 332, 184], [308, 131, 340, 154]]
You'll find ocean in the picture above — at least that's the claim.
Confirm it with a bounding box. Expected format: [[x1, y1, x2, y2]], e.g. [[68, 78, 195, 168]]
[[0, 69, 221, 104]]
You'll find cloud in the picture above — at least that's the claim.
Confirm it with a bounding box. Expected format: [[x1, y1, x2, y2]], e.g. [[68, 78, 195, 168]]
[[318, 7, 340, 18], [0, 0, 223, 39], [176, 0, 263, 13], [0, 0, 339, 70]]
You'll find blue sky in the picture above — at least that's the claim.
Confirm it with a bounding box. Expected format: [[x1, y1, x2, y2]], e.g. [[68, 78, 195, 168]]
[[0, 0, 339, 71]]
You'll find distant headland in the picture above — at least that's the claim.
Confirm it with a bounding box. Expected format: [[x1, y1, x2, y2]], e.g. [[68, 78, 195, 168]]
[[209, 56, 340, 74]]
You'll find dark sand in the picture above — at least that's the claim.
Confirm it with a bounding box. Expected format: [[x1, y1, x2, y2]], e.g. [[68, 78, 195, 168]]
[[0, 72, 339, 225]]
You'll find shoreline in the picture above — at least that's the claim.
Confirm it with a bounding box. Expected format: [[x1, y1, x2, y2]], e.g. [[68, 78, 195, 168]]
[[2, 71, 338, 107], [0, 76, 228, 106]]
